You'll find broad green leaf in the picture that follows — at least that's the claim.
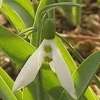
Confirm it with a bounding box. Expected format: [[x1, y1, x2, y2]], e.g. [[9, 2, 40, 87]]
[[73, 51, 100, 99], [23, 81, 41, 100], [23, 87, 35, 100], [26, 80, 56, 100], [0, 67, 22, 100], [14, 0, 35, 18], [1, 3, 26, 31], [0, 76, 17, 100], [3, 0, 34, 27], [0, 25, 35, 66], [0, 67, 35, 100]]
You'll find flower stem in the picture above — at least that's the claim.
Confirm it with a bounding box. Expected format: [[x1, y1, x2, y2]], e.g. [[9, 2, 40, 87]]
[[31, 29, 43, 100], [39, 2, 81, 18], [35, 19, 44, 100], [31, 1, 43, 99], [35, 71, 43, 100]]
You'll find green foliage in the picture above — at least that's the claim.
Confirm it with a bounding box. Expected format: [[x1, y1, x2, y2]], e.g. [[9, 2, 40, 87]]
[[0, 67, 22, 100], [3, 0, 34, 27], [74, 51, 100, 99], [0, 0, 99, 100], [0, 25, 35, 66]]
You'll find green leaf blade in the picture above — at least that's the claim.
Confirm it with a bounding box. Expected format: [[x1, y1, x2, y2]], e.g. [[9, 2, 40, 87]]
[[74, 51, 100, 99], [3, 0, 34, 27], [2, 3, 26, 31], [0, 67, 23, 100], [0, 25, 35, 66]]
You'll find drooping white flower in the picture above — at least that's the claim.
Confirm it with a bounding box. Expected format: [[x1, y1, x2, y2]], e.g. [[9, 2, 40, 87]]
[[12, 39, 77, 99]]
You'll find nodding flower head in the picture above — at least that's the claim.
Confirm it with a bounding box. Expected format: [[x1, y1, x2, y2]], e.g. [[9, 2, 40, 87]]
[[12, 39, 77, 99], [12, 19, 77, 99]]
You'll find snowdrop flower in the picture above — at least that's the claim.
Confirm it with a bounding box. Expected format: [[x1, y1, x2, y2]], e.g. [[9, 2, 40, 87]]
[[12, 19, 77, 99]]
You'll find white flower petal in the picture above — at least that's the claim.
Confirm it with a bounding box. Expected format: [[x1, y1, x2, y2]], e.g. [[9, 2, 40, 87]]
[[12, 41, 44, 92], [43, 39, 55, 72], [51, 41, 77, 99], [49, 61, 55, 72]]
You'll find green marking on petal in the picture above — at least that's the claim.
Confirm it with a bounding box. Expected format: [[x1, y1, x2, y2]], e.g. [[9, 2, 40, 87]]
[[44, 45, 52, 53], [44, 56, 52, 63]]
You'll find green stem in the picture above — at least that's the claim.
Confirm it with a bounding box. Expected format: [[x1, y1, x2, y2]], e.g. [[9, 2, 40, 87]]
[[31, 1, 42, 99], [35, 72, 43, 100], [31, 8, 44, 100], [19, 27, 37, 36], [31, 28, 43, 100], [39, 2, 81, 18]]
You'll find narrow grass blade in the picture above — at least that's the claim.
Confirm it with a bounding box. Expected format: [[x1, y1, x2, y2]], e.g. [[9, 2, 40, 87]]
[[1, 3, 26, 31], [0, 67, 23, 100], [3, 0, 34, 27], [0, 76, 17, 100], [73, 51, 100, 99]]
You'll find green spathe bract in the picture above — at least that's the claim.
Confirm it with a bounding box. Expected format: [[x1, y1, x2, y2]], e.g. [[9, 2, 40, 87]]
[[43, 19, 55, 39]]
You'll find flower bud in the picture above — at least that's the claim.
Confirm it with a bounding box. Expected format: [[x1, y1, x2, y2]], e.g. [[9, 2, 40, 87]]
[[43, 19, 55, 39]]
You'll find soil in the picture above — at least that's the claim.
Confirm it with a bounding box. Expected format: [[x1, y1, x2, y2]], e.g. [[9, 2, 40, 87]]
[[0, 0, 100, 99]]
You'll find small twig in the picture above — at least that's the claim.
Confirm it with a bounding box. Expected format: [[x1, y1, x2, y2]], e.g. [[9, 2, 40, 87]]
[[60, 34, 100, 41]]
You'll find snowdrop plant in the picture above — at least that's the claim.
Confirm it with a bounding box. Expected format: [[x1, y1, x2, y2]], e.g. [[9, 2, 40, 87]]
[[12, 19, 77, 99], [0, 0, 99, 100]]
